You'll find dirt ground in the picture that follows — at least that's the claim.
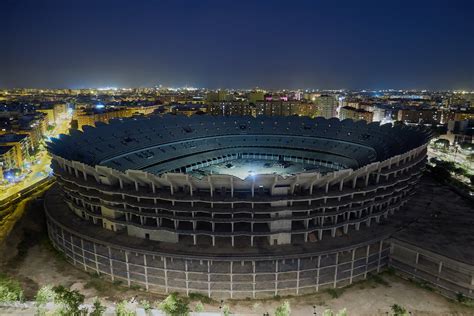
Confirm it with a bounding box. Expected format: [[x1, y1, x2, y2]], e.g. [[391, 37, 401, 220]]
[[1, 197, 473, 315]]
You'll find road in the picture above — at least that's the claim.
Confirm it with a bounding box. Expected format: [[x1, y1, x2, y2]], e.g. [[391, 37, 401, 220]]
[[0, 115, 71, 202]]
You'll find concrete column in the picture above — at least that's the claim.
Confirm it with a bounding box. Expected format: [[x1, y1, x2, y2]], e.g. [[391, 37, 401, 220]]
[[275, 260, 279, 296], [125, 251, 131, 287], [80, 239, 87, 271], [349, 248, 355, 284], [144, 254, 149, 291], [252, 261, 256, 298], [316, 256, 321, 292], [185, 260, 189, 296], [93, 243, 100, 274], [207, 260, 211, 297], [364, 244, 370, 278], [163, 256, 169, 293], [108, 246, 115, 281], [230, 261, 233, 299]]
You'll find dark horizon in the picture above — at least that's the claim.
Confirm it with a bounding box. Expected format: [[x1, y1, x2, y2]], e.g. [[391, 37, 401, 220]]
[[1, 0, 473, 90]]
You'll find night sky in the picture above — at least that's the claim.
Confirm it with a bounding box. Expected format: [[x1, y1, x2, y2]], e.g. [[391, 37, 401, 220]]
[[1, 0, 473, 90]]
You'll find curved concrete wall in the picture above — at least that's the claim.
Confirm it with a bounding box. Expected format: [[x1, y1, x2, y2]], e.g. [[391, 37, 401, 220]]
[[50, 143, 426, 246], [46, 203, 391, 299]]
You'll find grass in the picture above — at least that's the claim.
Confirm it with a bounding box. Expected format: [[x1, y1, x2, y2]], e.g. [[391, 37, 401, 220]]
[[84, 274, 110, 295], [188, 292, 215, 304], [367, 273, 390, 286], [326, 288, 344, 299], [407, 278, 434, 292], [456, 293, 474, 308]]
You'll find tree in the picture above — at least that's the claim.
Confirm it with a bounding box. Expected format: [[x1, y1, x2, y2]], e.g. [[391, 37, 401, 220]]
[[430, 166, 451, 181], [0, 274, 24, 303], [90, 297, 107, 316], [116, 299, 136, 316], [222, 304, 231, 316], [322, 308, 347, 316], [35, 285, 55, 315], [139, 299, 152, 314], [158, 293, 190, 316], [194, 301, 204, 312], [274, 301, 291, 316], [434, 139, 449, 149], [391, 304, 409, 316], [52, 285, 87, 316]]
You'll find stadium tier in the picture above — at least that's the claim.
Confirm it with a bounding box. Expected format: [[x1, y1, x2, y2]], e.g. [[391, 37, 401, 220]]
[[45, 115, 431, 298]]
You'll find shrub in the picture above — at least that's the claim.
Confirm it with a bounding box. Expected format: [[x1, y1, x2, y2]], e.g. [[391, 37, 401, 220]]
[[52, 285, 86, 316], [116, 299, 136, 316], [391, 304, 408, 316], [158, 293, 190, 316], [35, 285, 55, 315], [274, 300, 291, 316], [90, 297, 107, 316], [0, 274, 24, 303], [188, 292, 213, 304], [222, 304, 231, 316], [194, 301, 204, 312], [139, 299, 152, 313], [323, 308, 347, 316]]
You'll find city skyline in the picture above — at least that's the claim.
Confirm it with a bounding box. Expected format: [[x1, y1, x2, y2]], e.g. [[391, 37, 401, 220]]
[[1, 0, 473, 90]]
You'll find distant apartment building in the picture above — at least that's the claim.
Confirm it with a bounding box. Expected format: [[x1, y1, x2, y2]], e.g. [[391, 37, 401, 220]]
[[315, 95, 337, 119], [247, 91, 265, 104], [206, 90, 230, 102], [255, 101, 300, 116], [339, 106, 374, 122], [397, 108, 441, 124], [0, 111, 47, 151], [37, 103, 67, 125], [208, 101, 253, 116], [0, 133, 33, 170], [441, 120, 473, 145], [0, 145, 20, 177], [72, 104, 160, 130], [293, 102, 318, 117], [168, 104, 207, 116]]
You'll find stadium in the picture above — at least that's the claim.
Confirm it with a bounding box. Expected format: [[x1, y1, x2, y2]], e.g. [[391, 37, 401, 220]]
[[45, 115, 431, 299]]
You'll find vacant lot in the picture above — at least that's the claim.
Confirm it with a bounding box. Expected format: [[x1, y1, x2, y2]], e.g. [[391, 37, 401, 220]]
[[0, 194, 473, 315]]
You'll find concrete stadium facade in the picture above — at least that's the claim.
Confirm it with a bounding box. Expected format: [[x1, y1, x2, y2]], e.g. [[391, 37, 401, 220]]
[[45, 115, 431, 298]]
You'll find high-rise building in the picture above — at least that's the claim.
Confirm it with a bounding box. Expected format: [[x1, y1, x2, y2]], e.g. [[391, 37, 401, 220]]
[[397, 108, 441, 124], [0, 133, 33, 170], [208, 101, 253, 116], [247, 90, 265, 104], [206, 90, 229, 102], [316, 95, 337, 118], [339, 106, 374, 122]]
